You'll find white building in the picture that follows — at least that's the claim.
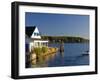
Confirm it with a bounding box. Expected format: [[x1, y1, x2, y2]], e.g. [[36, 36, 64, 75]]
[[25, 26, 48, 52]]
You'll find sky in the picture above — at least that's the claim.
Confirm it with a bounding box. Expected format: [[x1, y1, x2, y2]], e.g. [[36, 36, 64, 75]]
[[25, 12, 89, 39]]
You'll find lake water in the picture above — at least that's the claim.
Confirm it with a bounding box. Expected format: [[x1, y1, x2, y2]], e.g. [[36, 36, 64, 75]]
[[30, 43, 89, 68]]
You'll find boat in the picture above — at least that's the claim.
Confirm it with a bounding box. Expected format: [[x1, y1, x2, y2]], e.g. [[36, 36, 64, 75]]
[[82, 53, 89, 56], [82, 50, 89, 56]]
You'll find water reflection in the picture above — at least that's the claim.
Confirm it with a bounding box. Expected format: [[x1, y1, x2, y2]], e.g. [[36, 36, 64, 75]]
[[26, 51, 89, 68], [59, 52, 64, 58], [26, 43, 89, 68], [26, 53, 58, 68]]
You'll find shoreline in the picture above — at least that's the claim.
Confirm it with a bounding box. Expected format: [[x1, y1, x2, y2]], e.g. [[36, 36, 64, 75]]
[[28, 47, 59, 64]]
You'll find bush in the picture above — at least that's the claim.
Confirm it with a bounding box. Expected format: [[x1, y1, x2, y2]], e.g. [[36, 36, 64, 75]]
[[42, 47, 48, 53], [34, 47, 42, 55]]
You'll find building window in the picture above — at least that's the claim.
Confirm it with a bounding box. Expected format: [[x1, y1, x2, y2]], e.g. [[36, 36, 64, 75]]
[[34, 33, 40, 36], [37, 33, 40, 36], [34, 33, 37, 36], [37, 42, 40, 47]]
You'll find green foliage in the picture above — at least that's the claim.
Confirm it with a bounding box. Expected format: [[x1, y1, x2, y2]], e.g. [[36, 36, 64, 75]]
[[34, 47, 42, 55], [42, 47, 48, 53], [41, 36, 89, 43], [34, 47, 48, 55]]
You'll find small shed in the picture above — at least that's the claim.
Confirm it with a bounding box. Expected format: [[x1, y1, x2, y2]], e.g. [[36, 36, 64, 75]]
[[25, 26, 48, 52]]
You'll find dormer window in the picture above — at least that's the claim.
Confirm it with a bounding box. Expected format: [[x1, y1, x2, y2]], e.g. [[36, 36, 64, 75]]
[[34, 33, 40, 36], [37, 33, 40, 36], [34, 33, 37, 36]]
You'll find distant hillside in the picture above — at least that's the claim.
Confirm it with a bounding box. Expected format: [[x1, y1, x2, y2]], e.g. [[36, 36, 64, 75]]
[[41, 36, 89, 43]]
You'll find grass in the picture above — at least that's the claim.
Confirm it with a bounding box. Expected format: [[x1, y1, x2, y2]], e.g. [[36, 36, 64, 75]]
[[34, 47, 48, 55]]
